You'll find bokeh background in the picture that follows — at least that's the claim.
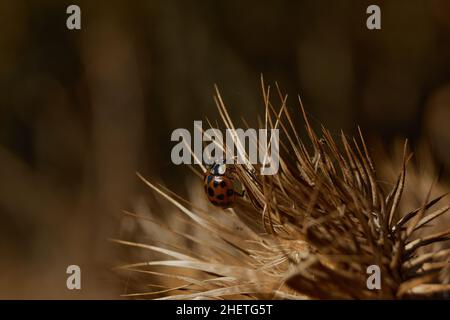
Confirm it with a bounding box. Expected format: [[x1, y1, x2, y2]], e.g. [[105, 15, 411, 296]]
[[1, 0, 450, 298]]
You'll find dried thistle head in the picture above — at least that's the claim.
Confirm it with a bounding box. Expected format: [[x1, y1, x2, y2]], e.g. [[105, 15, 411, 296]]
[[114, 78, 450, 299]]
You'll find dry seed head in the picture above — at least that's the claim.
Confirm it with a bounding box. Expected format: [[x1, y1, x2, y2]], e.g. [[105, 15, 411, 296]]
[[115, 78, 450, 299]]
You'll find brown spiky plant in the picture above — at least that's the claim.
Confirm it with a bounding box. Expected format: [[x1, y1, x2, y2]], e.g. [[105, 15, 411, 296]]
[[114, 79, 450, 299]]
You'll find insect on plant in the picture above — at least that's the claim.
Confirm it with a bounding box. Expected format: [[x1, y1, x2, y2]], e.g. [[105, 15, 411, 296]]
[[203, 159, 245, 208]]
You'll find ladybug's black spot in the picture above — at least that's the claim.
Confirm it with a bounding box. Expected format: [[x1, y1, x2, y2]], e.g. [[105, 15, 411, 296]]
[[207, 175, 213, 184], [211, 200, 219, 206], [216, 194, 225, 200], [227, 189, 234, 196], [213, 180, 219, 188], [220, 181, 227, 188], [208, 187, 215, 197]]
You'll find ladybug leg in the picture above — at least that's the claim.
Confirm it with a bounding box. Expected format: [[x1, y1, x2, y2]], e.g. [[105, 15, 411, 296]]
[[236, 190, 245, 198]]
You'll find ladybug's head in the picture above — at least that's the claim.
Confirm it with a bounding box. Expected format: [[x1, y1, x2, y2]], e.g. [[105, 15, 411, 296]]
[[209, 160, 227, 176]]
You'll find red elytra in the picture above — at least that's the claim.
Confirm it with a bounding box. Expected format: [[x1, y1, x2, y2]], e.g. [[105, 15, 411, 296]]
[[203, 174, 236, 208], [203, 161, 244, 209]]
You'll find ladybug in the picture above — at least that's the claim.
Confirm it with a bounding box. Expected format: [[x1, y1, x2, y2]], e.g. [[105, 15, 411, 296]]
[[203, 161, 244, 208]]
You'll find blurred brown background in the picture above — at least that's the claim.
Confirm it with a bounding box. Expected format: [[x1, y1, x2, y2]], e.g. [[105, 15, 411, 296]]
[[1, 0, 450, 298]]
